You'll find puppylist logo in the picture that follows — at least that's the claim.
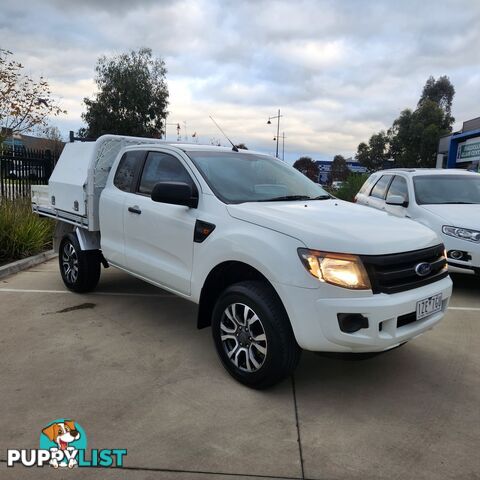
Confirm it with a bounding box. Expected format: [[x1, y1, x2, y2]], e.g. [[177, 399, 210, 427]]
[[7, 419, 127, 469]]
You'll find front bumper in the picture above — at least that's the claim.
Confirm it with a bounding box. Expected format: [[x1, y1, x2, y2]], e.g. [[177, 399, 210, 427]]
[[443, 235, 480, 274], [274, 276, 452, 353]]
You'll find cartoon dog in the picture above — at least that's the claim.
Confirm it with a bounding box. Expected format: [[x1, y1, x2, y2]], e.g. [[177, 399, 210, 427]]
[[42, 420, 80, 468]]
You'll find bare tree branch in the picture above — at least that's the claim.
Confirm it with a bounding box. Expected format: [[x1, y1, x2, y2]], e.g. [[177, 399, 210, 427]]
[[0, 49, 66, 142]]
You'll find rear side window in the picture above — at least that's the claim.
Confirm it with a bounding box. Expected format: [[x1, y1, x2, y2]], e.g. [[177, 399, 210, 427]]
[[386, 176, 409, 203], [370, 175, 393, 199], [114, 151, 144, 192], [138, 151, 194, 195], [358, 175, 378, 195]]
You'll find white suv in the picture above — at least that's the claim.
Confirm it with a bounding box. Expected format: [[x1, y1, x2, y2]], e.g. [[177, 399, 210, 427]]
[[355, 168, 480, 276]]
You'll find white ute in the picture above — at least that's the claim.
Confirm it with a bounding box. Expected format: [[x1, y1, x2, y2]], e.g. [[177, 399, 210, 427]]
[[32, 135, 453, 388]]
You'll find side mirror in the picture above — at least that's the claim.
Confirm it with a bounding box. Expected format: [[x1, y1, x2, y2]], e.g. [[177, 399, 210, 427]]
[[151, 182, 198, 208], [386, 195, 408, 208]]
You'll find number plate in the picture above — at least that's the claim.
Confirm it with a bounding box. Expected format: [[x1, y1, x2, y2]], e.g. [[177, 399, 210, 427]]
[[416, 293, 442, 320]]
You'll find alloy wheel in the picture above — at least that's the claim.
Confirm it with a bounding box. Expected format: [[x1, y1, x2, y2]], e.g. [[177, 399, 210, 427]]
[[62, 242, 79, 284], [220, 303, 268, 372]]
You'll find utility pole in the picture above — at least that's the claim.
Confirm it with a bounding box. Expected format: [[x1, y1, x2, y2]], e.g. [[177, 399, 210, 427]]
[[273, 132, 286, 161], [267, 109, 283, 158]]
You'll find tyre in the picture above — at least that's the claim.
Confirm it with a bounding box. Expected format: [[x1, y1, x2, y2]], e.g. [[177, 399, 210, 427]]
[[59, 233, 101, 293], [212, 281, 301, 389]]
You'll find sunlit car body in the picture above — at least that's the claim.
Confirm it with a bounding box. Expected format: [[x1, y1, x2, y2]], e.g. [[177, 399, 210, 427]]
[[355, 168, 480, 276]]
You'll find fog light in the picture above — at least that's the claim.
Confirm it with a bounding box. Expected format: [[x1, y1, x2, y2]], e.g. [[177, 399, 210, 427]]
[[337, 313, 369, 333], [447, 250, 470, 261]]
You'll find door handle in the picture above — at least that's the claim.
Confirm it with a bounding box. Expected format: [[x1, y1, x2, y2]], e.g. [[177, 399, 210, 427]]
[[128, 206, 142, 214]]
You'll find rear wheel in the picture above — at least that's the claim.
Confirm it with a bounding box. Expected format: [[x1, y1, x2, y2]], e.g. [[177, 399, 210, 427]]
[[212, 281, 301, 389], [59, 233, 101, 293]]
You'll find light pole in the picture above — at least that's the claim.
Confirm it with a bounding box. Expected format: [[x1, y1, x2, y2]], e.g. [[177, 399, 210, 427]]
[[267, 109, 282, 158], [273, 132, 286, 161], [165, 122, 181, 141]]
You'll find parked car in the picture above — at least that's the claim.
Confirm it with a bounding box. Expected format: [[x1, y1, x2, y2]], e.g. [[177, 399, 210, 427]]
[[32, 136, 452, 388], [355, 168, 480, 276], [331, 180, 344, 190]]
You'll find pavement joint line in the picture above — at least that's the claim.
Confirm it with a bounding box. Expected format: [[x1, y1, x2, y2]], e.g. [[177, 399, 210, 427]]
[[291, 375, 306, 480], [0, 288, 176, 298], [0, 288, 479, 312], [448, 306, 480, 311], [0, 459, 310, 479], [1, 287, 480, 313]]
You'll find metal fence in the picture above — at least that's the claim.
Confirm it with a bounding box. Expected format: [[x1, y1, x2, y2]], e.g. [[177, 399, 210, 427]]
[[0, 146, 56, 200]]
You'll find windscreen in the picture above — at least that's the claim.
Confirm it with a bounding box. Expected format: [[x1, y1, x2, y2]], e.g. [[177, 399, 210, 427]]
[[413, 174, 480, 204], [187, 151, 330, 204]]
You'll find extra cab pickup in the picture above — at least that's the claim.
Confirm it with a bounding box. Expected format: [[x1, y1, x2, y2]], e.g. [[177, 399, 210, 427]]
[[32, 135, 453, 388]]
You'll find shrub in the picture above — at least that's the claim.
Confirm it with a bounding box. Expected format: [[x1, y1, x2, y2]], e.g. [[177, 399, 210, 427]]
[[333, 174, 370, 202], [0, 198, 54, 263]]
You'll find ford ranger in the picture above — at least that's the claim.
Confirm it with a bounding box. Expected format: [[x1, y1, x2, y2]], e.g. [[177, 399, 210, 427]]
[[32, 135, 453, 388]]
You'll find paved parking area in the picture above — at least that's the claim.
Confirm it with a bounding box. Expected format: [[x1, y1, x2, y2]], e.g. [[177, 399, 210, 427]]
[[0, 259, 479, 479]]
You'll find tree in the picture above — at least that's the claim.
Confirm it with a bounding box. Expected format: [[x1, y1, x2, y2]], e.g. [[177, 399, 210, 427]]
[[0, 49, 66, 143], [389, 100, 448, 168], [81, 48, 169, 139], [293, 156, 319, 182], [355, 131, 389, 172], [355, 75, 456, 170], [35, 125, 65, 158], [329, 154, 350, 182], [418, 75, 455, 129]]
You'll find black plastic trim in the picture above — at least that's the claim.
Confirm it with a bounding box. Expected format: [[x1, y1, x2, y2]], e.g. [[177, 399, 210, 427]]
[[360, 244, 448, 294], [194, 220, 216, 243]]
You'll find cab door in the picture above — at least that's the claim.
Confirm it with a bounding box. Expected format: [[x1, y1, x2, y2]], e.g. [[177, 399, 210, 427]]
[[123, 150, 199, 295], [100, 150, 145, 267], [367, 174, 393, 211], [385, 175, 410, 217]]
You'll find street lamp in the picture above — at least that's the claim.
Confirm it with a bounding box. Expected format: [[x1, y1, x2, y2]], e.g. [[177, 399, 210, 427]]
[[165, 122, 181, 141], [267, 109, 282, 158], [273, 132, 286, 161]]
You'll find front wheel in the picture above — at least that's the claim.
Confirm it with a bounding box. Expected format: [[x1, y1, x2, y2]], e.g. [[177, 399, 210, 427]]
[[212, 281, 301, 389], [59, 233, 101, 293]]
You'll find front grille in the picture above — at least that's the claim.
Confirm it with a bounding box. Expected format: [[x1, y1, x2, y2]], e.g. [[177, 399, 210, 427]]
[[360, 244, 448, 294]]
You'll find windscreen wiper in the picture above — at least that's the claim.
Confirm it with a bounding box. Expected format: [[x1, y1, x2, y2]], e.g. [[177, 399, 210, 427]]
[[441, 201, 478, 204], [258, 195, 313, 202], [311, 195, 332, 200]]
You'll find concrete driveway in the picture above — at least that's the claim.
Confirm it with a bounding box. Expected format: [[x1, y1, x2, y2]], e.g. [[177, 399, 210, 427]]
[[0, 259, 479, 479]]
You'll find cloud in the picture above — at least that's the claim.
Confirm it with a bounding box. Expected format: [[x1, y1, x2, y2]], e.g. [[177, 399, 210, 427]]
[[1, 0, 480, 160]]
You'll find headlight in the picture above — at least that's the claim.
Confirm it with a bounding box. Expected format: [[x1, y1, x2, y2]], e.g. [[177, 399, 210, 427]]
[[442, 226, 480, 243], [298, 249, 371, 290]]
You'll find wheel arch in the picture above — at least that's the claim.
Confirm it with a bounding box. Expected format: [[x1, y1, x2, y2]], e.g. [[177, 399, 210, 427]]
[[197, 260, 287, 329], [54, 223, 101, 253]]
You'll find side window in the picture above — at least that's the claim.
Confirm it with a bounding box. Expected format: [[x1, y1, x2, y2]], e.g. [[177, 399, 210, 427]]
[[358, 175, 377, 195], [138, 152, 194, 196], [370, 175, 393, 199], [114, 151, 144, 192], [386, 176, 409, 203]]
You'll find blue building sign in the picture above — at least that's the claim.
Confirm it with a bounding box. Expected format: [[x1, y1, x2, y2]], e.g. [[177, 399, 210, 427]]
[[315, 159, 367, 184], [439, 117, 480, 172]]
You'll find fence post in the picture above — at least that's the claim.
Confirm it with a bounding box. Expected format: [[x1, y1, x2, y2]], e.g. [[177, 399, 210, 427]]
[[0, 158, 4, 198], [0, 144, 54, 200]]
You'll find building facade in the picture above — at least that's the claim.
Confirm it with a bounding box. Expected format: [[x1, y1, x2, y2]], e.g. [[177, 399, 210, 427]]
[[315, 158, 367, 184], [437, 117, 480, 172]]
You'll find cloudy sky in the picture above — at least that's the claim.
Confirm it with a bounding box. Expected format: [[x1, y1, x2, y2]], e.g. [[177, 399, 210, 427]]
[[2, 0, 480, 161]]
